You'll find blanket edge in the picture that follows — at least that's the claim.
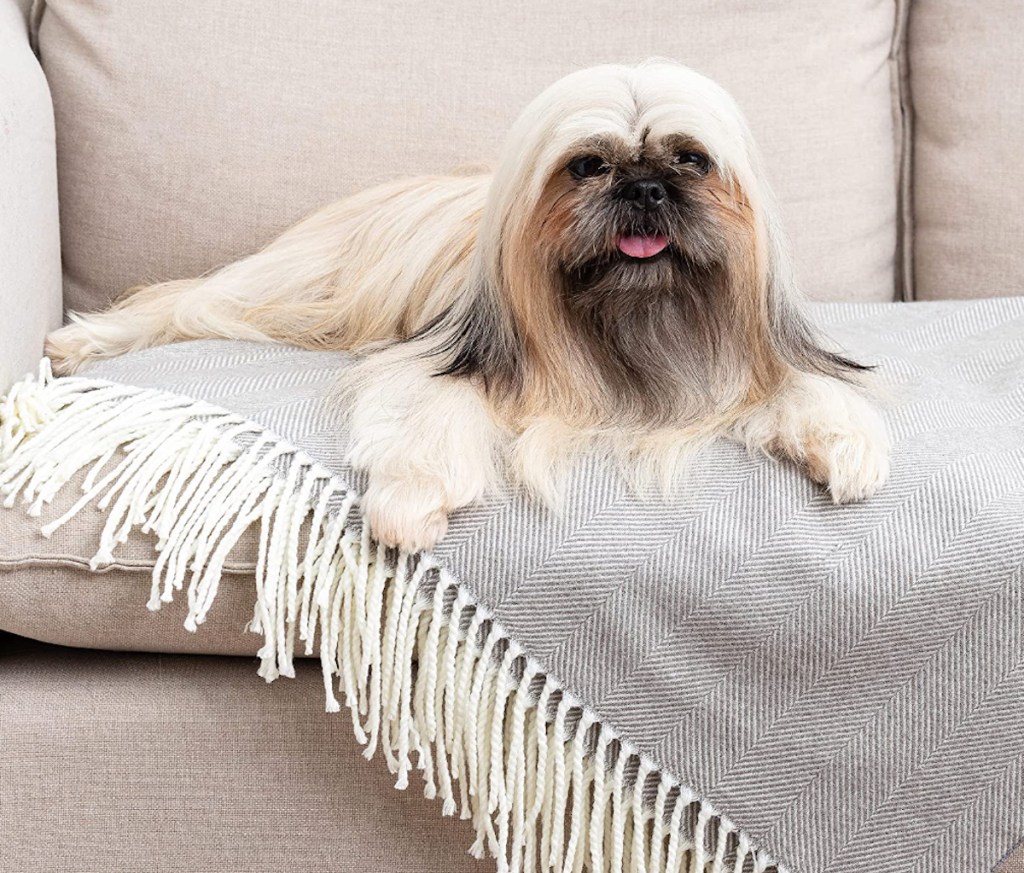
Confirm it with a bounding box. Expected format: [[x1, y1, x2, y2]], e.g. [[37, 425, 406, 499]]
[[0, 360, 783, 873]]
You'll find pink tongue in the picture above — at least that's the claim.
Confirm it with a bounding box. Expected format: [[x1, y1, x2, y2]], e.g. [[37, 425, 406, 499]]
[[617, 233, 669, 258]]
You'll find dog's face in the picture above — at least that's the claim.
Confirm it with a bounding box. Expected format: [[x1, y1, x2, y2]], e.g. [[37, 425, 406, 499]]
[[536, 132, 753, 322]]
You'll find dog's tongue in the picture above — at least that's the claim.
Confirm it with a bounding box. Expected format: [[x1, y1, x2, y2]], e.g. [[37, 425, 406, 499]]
[[617, 233, 669, 258]]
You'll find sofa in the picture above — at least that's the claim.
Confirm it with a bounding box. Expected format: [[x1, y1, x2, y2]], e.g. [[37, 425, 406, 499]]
[[1, 1, 1022, 871]]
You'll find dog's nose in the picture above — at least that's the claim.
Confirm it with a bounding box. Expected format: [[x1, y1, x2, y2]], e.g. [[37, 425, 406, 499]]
[[622, 179, 668, 210]]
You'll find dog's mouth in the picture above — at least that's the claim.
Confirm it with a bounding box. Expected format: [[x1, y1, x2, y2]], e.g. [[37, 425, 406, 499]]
[[615, 232, 670, 259]]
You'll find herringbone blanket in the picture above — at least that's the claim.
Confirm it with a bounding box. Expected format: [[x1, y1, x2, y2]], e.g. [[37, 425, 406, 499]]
[[2, 299, 1023, 873]]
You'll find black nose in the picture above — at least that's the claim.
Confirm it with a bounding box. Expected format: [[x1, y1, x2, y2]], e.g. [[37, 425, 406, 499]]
[[622, 178, 668, 210]]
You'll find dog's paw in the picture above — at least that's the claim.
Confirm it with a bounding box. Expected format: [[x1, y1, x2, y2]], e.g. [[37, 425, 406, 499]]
[[362, 476, 450, 553], [738, 373, 891, 505], [804, 421, 891, 504]]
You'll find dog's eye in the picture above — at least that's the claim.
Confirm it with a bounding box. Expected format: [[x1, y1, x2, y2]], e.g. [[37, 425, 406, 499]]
[[675, 151, 711, 174], [568, 155, 610, 180]]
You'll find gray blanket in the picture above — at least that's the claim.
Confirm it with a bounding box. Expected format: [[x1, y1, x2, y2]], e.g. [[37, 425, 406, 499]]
[[82, 299, 1024, 873]]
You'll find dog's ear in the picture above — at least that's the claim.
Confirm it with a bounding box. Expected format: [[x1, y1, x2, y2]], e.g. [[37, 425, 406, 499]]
[[415, 278, 525, 398], [744, 161, 870, 382]]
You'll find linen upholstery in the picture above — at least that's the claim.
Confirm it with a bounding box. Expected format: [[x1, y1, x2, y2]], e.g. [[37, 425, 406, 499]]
[[909, 0, 1024, 300], [0, 564, 262, 657], [0, 634, 486, 873], [0, 0, 62, 392], [2, 298, 1023, 871], [35, 0, 900, 311], [1000, 844, 1024, 873], [0, 466, 263, 655]]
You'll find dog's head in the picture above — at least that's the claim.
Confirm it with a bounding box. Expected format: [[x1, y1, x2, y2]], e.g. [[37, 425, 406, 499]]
[[525, 70, 762, 317], [437, 61, 860, 425]]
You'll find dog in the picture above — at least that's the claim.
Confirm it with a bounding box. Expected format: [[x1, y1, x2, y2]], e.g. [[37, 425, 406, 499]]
[[46, 60, 890, 552]]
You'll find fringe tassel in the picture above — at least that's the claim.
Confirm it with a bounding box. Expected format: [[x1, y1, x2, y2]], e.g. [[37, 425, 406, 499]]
[[0, 365, 784, 873]]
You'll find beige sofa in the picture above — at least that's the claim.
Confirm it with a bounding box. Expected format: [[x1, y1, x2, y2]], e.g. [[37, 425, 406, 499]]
[[1, 0, 1022, 870]]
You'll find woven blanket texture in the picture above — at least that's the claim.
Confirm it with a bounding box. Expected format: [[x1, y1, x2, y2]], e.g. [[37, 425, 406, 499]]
[[2, 299, 1023, 873]]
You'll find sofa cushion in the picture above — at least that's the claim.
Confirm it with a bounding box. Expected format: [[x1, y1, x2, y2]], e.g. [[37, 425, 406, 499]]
[[1001, 843, 1024, 873], [36, 0, 901, 311], [909, 0, 1024, 300], [0, 464, 263, 655], [0, 637, 487, 873]]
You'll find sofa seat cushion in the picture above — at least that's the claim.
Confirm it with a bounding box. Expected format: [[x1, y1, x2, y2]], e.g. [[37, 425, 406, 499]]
[[36, 0, 901, 310], [0, 635, 487, 873], [2, 299, 1024, 872]]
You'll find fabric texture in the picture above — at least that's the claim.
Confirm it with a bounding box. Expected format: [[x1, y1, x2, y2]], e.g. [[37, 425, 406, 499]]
[[2, 299, 1023, 871], [0, 0, 62, 392], [1001, 844, 1024, 873], [909, 0, 1024, 300], [0, 465, 263, 654], [0, 635, 487, 873], [35, 0, 899, 311], [1000, 844, 1024, 873]]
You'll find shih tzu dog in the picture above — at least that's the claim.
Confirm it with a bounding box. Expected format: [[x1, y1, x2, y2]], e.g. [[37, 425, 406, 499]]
[[46, 60, 890, 551]]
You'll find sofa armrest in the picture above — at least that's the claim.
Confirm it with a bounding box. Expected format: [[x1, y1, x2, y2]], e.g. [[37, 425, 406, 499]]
[[0, 0, 61, 392]]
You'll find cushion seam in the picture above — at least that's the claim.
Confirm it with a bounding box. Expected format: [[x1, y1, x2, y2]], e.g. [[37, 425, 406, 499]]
[[0, 556, 256, 574], [27, 0, 45, 56], [890, 0, 914, 301]]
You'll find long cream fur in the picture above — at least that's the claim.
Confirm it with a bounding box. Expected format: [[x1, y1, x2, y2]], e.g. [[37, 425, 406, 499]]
[[46, 60, 890, 551]]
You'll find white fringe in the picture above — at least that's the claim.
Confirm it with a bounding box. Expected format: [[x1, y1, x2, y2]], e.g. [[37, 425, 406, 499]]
[[0, 362, 784, 873]]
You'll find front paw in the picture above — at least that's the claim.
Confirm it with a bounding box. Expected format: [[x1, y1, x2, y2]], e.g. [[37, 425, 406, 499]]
[[804, 419, 890, 504], [362, 477, 450, 552]]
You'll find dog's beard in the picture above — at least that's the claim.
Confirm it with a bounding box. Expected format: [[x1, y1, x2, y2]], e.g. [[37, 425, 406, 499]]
[[557, 221, 737, 426]]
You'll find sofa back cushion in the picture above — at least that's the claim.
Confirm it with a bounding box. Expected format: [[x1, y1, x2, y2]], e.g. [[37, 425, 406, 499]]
[[37, 0, 900, 312], [909, 0, 1024, 300]]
